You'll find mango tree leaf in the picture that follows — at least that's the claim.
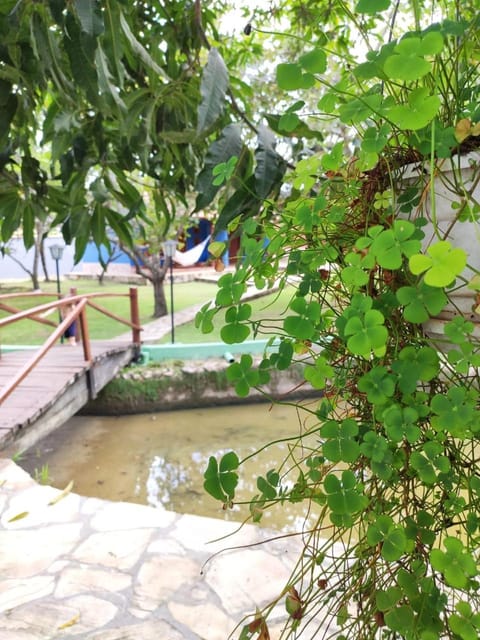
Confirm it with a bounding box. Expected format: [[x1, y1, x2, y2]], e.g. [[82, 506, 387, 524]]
[[119, 11, 169, 81], [197, 48, 229, 134], [0, 193, 23, 242], [63, 12, 99, 104], [74, 0, 104, 37], [254, 125, 286, 200], [95, 42, 126, 111]]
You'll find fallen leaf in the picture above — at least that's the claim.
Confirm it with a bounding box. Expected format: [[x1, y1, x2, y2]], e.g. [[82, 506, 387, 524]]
[[48, 480, 74, 506], [8, 511, 29, 522], [57, 614, 80, 630]]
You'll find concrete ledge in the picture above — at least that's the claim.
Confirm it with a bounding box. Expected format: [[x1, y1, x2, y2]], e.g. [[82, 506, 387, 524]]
[[140, 339, 279, 363]]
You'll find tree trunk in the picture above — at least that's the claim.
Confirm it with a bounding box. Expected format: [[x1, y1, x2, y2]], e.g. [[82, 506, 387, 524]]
[[39, 239, 49, 282], [118, 243, 169, 317], [152, 269, 168, 318], [31, 242, 40, 290]]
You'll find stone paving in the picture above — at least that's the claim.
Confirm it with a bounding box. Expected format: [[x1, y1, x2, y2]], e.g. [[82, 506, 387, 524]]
[[0, 458, 309, 640], [0, 268, 321, 640]]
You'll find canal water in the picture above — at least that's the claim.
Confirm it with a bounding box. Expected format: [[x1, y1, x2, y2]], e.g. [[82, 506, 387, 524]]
[[20, 401, 323, 532]]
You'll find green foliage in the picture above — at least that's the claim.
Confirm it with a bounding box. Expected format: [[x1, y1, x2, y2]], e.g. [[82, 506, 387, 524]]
[[203, 2, 480, 637], [197, 48, 229, 134], [225, 354, 269, 397], [409, 241, 468, 287], [203, 451, 239, 504]]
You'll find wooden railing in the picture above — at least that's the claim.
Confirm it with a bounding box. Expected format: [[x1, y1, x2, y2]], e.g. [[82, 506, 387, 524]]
[[0, 287, 142, 405]]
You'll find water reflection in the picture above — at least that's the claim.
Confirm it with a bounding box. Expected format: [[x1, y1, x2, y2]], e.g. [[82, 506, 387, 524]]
[[20, 401, 322, 531]]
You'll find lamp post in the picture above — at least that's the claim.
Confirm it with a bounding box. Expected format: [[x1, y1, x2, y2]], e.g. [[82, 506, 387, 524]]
[[162, 239, 177, 344], [49, 243, 65, 341]]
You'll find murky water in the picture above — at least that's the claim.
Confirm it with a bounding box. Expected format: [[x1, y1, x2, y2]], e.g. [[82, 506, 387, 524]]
[[20, 401, 323, 531]]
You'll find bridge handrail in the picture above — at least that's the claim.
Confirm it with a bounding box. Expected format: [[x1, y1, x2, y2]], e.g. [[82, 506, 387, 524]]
[[0, 298, 89, 405], [0, 288, 142, 405], [0, 291, 141, 332]]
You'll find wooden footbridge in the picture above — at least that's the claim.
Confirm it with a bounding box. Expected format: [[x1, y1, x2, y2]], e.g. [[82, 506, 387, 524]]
[[0, 288, 142, 453]]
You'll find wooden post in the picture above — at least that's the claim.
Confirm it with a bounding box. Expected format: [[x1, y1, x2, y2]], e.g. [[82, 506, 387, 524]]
[[69, 287, 79, 343], [129, 287, 141, 345], [79, 305, 92, 362]]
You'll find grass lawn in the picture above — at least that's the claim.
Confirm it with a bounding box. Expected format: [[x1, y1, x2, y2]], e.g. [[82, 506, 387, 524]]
[[0, 278, 219, 345], [158, 285, 295, 343]]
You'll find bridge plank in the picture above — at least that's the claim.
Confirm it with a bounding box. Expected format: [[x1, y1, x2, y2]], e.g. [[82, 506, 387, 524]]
[[0, 340, 136, 450]]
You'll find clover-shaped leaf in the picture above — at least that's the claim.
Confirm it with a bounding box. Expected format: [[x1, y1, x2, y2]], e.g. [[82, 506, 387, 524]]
[[370, 220, 421, 269], [409, 240, 467, 287], [383, 405, 421, 443], [410, 442, 450, 485], [447, 342, 480, 375], [339, 94, 383, 125], [430, 387, 476, 436], [397, 282, 447, 323], [344, 309, 388, 358], [358, 365, 396, 404], [299, 48, 327, 74], [321, 419, 361, 463], [278, 111, 300, 133], [384, 32, 444, 81], [367, 515, 408, 561], [404, 510, 436, 547], [444, 316, 475, 344], [195, 302, 217, 334], [394, 346, 440, 392], [257, 469, 280, 501], [221, 304, 251, 344], [203, 451, 239, 503], [304, 356, 334, 390], [361, 124, 391, 153], [324, 470, 368, 515], [269, 339, 294, 370], [276, 63, 314, 91], [430, 537, 477, 589], [283, 296, 321, 340], [226, 353, 260, 397], [212, 156, 238, 186], [360, 431, 390, 463], [387, 87, 440, 130], [295, 204, 321, 233], [355, 0, 390, 14], [215, 272, 247, 306], [341, 251, 374, 288], [449, 600, 480, 640]]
